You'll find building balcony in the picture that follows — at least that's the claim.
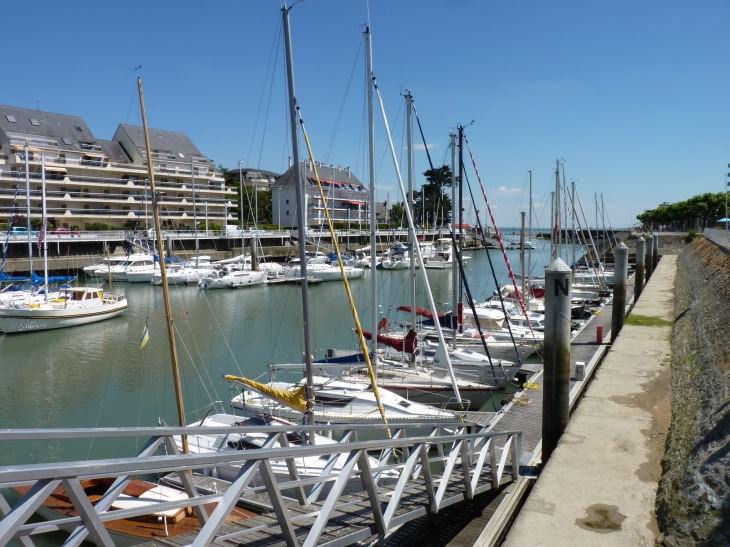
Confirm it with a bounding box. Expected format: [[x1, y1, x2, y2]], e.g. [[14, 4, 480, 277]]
[[0, 170, 229, 194]]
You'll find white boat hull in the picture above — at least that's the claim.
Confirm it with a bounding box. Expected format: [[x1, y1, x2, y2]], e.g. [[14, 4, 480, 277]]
[[284, 266, 365, 281], [126, 271, 156, 283], [199, 271, 267, 289], [0, 301, 128, 333]]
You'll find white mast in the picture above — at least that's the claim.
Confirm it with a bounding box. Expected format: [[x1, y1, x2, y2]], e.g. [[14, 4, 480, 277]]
[[24, 142, 33, 275], [406, 91, 417, 333], [366, 25, 377, 354], [238, 159, 244, 258], [192, 159, 199, 264], [373, 82, 462, 403], [527, 170, 532, 304], [450, 133, 457, 349], [41, 155, 48, 302], [283, 4, 315, 424]]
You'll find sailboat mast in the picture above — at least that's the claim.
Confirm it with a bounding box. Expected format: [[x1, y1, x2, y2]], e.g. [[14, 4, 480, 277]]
[[41, 155, 48, 303], [137, 77, 189, 453], [457, 126, 464, 331], [553, 160, 561, 259], [374, 84, 462, 403], [365, 27, 378, 354], [238, 160, 244, 258], [283, 5, 314, 425], [192, 159, 199, 265], [601, 192, 611, 263], [24, 143, 33, 275], [571, 180, 576, 267], [450, 132, 457, 349], [550, 191, 555, 260], [562, 165, 568, 263], [406, 91, 417, 333], [520, 211, 525, 306], [527, 170, 532, 303]]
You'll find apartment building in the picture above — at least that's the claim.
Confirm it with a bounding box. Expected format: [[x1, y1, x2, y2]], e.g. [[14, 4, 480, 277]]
[[0, 105, 237, 231], [232, 168, 279, 191], [272, 161, 369, 227]]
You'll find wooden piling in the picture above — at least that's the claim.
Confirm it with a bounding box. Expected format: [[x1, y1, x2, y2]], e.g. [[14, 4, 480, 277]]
[[543, 257, 572, 462], [611, 242, 628, 343]]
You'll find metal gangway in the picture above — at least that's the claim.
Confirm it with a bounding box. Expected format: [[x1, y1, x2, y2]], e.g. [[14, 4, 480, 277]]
[[0, 421, 521, 547]]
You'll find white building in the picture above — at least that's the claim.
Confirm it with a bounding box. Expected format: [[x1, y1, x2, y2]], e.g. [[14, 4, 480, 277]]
[[0, 105, 236, 231], [272, 161, 368, 228]]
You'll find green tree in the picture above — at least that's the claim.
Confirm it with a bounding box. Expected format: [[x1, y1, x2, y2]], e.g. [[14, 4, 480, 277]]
[[389, 203, 405, 226], [413, 165, 454, 226]]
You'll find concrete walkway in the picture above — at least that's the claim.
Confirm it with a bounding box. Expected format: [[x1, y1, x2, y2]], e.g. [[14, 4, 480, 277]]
[[502, 255, 676, 547]]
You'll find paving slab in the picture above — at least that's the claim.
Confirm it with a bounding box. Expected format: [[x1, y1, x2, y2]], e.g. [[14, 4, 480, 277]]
[[502, 255, 676, 547]]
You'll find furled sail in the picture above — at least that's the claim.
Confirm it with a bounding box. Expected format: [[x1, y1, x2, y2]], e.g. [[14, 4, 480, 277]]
[[361, 328, 418, 354], [225, 375, 307, 413], [396, 305, 444, 320]]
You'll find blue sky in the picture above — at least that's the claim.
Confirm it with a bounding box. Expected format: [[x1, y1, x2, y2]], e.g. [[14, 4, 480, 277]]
[[5, 0, 730, 228]]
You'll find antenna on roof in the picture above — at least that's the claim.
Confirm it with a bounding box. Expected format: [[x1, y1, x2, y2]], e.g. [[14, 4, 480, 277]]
[[36, 100, 39, 111], [131, 65, 142, 74]]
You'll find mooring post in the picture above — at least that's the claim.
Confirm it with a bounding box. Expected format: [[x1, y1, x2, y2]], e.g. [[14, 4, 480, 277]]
[[611, 242, 628, 343], [653, 233, 659, 270], [543, 257, 572, 462], [635, 236, 645, 300], [645, 234, 654, 281]]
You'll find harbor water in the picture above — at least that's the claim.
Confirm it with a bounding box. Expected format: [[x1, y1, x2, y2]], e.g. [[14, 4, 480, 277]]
[[0, 238, 569, 466]]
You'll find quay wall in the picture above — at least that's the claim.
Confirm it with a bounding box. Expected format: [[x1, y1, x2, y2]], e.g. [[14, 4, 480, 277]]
[[657, 236, 730, 546]]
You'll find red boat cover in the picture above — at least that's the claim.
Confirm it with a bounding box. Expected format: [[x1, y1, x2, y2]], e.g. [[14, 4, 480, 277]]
[[362, 328, 418, 354], [396, 305, 445, 319]]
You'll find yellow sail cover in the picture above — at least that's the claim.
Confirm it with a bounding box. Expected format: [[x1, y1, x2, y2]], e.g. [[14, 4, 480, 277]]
[[225, 375, 307, 413]]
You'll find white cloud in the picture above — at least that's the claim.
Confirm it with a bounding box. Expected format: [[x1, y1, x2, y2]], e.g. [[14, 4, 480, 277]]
[[413, 143, 438, 151], [493, 186, 523, 196]]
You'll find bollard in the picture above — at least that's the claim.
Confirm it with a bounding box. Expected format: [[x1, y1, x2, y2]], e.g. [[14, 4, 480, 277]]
[[543, 257, 572, 463], [635, 236, 645, 300], [653, 233, 659, 271], [645, 234, 654, 280], [611, 242, 628, 343], [596, 325, 603, 343]]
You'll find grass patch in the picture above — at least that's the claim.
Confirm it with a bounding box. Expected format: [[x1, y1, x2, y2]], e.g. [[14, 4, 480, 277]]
[[625, 314, 674, 327]]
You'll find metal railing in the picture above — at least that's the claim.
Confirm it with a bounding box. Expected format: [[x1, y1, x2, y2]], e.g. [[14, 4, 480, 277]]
[[0, 422, 521, 547]]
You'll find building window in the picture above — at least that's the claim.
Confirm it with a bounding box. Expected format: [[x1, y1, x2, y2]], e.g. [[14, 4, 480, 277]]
[[122, 206, 130, 211], [75, 126, 83, 132], [62, 138, 72, 145], [286, 210, 289, 216], [286, 199, 289, 204], [30, 118, 39, 126], [5, 115, 16, 123]]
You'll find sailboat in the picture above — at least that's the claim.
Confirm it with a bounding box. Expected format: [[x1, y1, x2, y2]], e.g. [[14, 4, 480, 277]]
[[0, 154, 127, 334], [224, 13, 466, 436]]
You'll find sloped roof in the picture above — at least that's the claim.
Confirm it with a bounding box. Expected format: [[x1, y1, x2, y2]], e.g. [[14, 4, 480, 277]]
[[233, 168, 281, 180], [274, 161, 364, 190], [96, 140, 131, 163], [116, 124, 215, 168], [0, 104, 97, 152]]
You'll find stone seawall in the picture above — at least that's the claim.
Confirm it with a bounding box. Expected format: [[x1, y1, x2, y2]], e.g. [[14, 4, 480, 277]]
[[657, 237, 730, 546]]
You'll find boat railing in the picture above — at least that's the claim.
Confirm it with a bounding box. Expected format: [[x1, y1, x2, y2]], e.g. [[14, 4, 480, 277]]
[[0, 422, 522, 547]]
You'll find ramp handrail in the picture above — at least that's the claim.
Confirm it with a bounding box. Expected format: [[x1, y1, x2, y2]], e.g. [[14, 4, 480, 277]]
[[0, 422, 521, 547]]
